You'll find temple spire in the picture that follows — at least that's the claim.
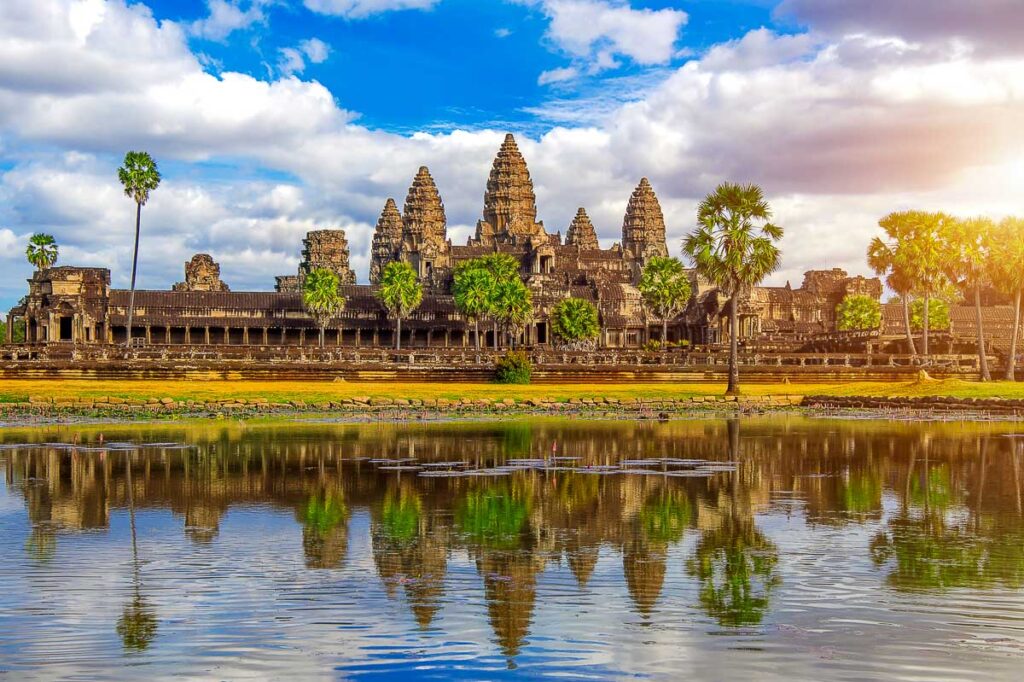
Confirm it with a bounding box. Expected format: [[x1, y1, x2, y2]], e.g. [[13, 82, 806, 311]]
[[402, 166, 447, 248], [565, 207, 599, 250], [369, 198, 403, 283], [621, 177, 668, 262], [481, 133, 540, 238]]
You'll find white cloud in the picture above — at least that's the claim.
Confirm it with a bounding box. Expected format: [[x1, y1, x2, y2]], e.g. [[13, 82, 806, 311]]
[[277, 37, 332, 75], [299, 37, 331, 64], [520, 0, 688, 77], [495, 27, 512, 39], [302, 0, 440, 19], [538, 66, 579, 85], [190, 0, 269, 41]]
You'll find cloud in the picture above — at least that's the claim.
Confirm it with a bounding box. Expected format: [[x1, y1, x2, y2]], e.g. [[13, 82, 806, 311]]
[[495, 27, 512, 39], [189, 0, 269, 41], [277, 37, 332, 75], [302, 0, 440, 19], [538, 66, 579, 85], [1, 0, 1024, 309], [776, 0, 1024, 55], [520, 0, 687, 76]]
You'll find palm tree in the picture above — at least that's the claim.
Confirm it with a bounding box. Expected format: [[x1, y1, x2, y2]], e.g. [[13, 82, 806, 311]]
[[550, 297, 601, 349], [453, 262, 493, 349], [302, 268, 346, 347], [683, 183, 783, 396], [117, 151, 161, 347], [637, 256, 692, 345], [946, 217, 994, 381], [490, 279, 532, 350], [377, 261, 423, 350], [478, 253, 520, 350], [25, 233, 58, 271], [868, 216, 920, 358], [992, 217, 1024, 380]]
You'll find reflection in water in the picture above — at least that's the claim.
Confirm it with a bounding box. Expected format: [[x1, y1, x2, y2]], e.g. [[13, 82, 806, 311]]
[[2, 417, 1024, 678]]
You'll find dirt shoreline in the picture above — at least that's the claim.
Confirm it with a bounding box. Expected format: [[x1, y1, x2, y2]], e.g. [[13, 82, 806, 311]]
[[2, 393, 1023, 427]]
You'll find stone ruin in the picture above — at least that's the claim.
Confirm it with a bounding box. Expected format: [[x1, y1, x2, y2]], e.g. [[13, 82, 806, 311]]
[[172, 254, 230, 292]]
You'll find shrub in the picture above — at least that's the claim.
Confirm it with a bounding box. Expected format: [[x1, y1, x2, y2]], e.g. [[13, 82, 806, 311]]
[[495, 350, 532, 384]]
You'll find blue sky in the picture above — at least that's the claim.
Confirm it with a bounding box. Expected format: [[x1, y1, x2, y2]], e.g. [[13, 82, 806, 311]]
[[1, 0, 1023, 309]]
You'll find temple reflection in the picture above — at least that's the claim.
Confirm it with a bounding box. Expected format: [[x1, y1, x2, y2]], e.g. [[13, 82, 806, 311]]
[[4, 418, 1024, 660]]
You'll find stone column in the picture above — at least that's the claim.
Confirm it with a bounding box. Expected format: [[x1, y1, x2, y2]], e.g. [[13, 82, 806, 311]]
[[5, 314, 12, 343], [185, 326, 191, 344], [355, 328, 361, 347], [299, 329, 306, 346], [145, 325, 152, 344], [224, 327, 230, 344], [165, 327, 171, 344], [262, 328, 268, 345], [426, 329, 432, 347], [204, 326, 210, 344], [243, 327, 250, 345]]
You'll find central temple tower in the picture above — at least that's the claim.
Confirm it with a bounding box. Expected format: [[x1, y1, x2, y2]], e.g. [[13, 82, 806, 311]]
[[471, 134, 547, 246]]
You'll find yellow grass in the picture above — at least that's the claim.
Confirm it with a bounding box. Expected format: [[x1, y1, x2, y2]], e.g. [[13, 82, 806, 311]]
[[2, 378, 1023, 404]]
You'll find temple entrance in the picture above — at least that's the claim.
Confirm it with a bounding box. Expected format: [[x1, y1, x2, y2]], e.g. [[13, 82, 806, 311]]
[[536, 322, 547, 344], [58, 316, 73, 341]]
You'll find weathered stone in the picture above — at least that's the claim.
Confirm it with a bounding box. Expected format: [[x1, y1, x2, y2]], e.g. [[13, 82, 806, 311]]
[[369, 198, 404, 284], [565, 207, 599, 250], [621, 177, 668, 267], [172, 254, 230, 292]]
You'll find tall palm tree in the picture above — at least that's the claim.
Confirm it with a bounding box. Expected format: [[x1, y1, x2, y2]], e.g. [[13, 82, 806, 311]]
[[637, 256, 692, 345], [683, 183, 782, 396], [867, 233, 918, 358], [376, 261, 423, 350], [117, 151, 161, 347], [302, 268, 346, 347], [453, 262, 493, 350], [478, 253, 520, 350], [25, 233, 59, 271], [992, 217, 1024, 380], [490, 279, 532, 350], [946, 217, 994, 381]]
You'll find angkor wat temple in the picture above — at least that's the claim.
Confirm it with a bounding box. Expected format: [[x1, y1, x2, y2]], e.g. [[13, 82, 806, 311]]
[[6, 134, 889, 350]]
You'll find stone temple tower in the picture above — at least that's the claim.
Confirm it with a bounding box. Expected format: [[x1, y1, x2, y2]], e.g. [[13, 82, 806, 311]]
[[621, 177, 668, 277], [565, 208, 599, 250], [369, 198, 403, 284], [299, 230, 357, 284], [472, 134, 546, 246], [399, 166, 449, 284]]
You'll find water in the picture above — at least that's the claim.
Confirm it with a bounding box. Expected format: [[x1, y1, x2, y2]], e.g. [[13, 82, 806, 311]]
[[2, 416, 1024, 680]]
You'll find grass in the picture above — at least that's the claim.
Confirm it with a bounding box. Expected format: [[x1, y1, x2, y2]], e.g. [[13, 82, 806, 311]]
[[2, 378, 1023, 404]]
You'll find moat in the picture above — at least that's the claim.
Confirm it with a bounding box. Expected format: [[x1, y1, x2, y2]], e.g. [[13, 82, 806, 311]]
[[2, 417, 1024, 680]]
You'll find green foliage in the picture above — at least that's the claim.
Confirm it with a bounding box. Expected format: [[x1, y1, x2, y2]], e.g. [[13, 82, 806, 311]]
[[455, 484, 531, 550], [118, 151, 161, 206], [639, 491, 691, 544], [0, 318, 26, 344], [304, 489, 348, 534], [116, 596, 157, 651], [302, 268, 346, 346], [550, 297, 600, 345], [377, 261, 423, 349], [490, 279, 532, 344], [991, 217, 1024, 298], [836, 294, 881, 331], [380, 488, 422, 544], [26, 233, 58, 271], [476, 252, 520, 280], [452, 263, 493, 323], [686, 518, 780, 627], [638, 256, 692, 328], [494, 350, 532, 384], [910, 298, 950, 331], [683, 183, 783, 297]]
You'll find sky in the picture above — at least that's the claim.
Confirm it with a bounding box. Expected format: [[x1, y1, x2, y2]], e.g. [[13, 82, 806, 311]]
[[1, 0, 1024, 309]]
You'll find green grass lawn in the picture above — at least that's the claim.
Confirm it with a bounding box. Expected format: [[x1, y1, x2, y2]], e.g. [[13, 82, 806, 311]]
[[2, 378, 1023, 404]]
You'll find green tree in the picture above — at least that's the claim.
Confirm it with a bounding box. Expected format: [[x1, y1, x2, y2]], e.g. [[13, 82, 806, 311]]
[[872, 211, 952, 360], [910, 298, 950, 331], [302, 268, 346, 347], [490, 279, 532, 350], [991, 217, 1024, 380], [117, 151, 161, 347], [550, 297, 600, 348], [637, 256, 692, 344], [478, 253, 521, 350], [376, 260, 423, 350], [453, 262, 493, 349], [683, 183, 783, 396], [946, 217, 995, 380], [25, 233, 58, 271], [1, 318, 26, 344], [868, 228, 919, 358], [835, 294, 881, 331]]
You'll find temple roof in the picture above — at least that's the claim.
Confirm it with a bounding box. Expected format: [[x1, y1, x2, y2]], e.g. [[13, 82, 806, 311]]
[[621, 177, 668, 258], [482, 134, 540, 236], [566, 208, 599, 250], [402, 166, 447, 246]]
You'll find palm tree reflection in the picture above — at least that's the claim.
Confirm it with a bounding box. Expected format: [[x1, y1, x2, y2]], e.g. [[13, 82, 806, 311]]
[[116, 451, 157, 652]]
